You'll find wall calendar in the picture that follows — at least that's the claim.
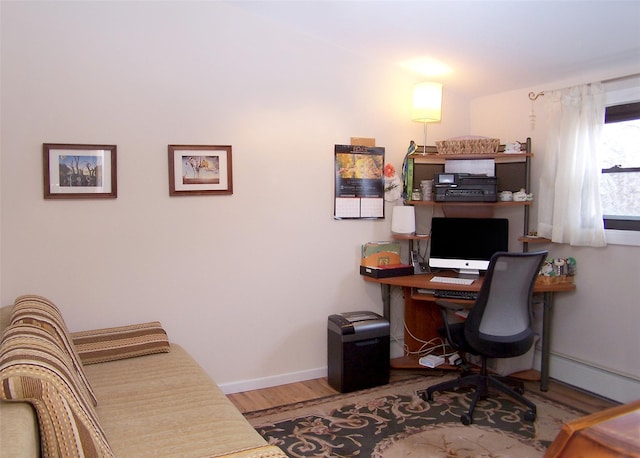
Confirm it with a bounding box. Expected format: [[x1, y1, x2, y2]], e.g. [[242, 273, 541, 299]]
[[334, 144, 385, 219]]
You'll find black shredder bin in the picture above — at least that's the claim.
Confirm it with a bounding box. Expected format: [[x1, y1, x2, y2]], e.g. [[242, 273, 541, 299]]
[[327, 311, 390, 393]]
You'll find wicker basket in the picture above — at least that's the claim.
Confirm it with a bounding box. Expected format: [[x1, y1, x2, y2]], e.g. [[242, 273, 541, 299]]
[[536, 275, 574, 285], [436, 138, 500, 155]]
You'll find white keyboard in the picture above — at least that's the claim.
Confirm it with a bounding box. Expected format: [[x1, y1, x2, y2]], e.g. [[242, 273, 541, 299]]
[[430, 276, 475, 286]]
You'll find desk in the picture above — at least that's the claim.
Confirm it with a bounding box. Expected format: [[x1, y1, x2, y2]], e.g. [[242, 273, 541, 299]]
[[363, 272, 576, 391]]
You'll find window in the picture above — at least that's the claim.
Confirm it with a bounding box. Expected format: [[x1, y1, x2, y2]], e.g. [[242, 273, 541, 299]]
[[600, 101, 640, 237]]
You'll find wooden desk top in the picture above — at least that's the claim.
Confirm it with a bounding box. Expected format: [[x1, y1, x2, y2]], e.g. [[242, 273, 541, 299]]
[[546, 399, 640, 457], [362, 271, 576, 294]]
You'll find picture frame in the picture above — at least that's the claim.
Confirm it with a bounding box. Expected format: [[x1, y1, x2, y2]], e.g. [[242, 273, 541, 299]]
[[43, 143, 117, 199], [168, 145, 233, 196]]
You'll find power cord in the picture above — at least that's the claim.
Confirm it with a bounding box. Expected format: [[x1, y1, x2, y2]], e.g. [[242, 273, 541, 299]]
[[402, 320, 456, 359]]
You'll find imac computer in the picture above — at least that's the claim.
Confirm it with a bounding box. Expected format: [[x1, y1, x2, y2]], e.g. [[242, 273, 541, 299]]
[[429, 217, 509, 278]]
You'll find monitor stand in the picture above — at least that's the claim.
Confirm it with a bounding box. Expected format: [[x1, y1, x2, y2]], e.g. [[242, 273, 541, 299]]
[[458, 269, 480, 279]]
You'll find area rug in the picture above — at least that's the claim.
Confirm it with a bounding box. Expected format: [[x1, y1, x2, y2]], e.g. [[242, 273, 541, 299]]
[[244, 375, 587, 457]]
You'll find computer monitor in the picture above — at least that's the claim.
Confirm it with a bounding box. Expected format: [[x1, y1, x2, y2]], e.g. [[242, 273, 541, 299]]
[[429, 217, 509, 277]]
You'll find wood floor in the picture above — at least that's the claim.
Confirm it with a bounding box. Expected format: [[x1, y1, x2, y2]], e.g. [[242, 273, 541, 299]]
[[228, 368, 619, 414]]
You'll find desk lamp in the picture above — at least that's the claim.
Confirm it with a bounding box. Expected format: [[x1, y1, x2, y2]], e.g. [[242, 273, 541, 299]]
[[412, 82, 442, 154]]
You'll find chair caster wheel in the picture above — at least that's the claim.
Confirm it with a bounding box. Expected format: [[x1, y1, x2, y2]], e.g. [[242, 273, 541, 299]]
[[460, 413, 472, 425], [524, 410, 536, 422]]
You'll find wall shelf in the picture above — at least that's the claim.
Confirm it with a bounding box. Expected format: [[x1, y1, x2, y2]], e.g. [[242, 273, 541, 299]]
[[518, 236, 552, 244], [407, 200, 531, 207], [403, 137, 535, 250], [411, 152, 532, 163], [392, 234, 431, 241]]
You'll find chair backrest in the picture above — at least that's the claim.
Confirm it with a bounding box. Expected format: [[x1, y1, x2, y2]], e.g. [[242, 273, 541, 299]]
[[465, 251, 548, 359]]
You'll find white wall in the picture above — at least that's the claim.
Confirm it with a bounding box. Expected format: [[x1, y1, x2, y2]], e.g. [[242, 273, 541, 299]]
[[471, 74, 640, 403], [0, 2, 470, 390], [5, 2, 636, 403]]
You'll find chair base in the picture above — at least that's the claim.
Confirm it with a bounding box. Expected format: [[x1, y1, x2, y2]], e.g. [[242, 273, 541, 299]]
[[417, 373, 537, 425]]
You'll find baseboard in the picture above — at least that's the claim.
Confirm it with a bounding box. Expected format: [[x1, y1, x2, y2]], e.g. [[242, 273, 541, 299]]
[[218, 367, 327, 395], [536, 350, 640, 404], [220, 341, 405, 395], [390, 339, 405, 359], [221, 348, 640, 402]]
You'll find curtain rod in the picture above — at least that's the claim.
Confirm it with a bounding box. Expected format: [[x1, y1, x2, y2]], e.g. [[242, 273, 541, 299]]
[[602, 72, 640, 84], [528, 72, 640, 101]]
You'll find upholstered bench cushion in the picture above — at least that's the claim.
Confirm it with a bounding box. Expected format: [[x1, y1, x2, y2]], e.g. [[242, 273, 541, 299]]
[[0, 324, 114, 457], [0, 401, 40, 457], [84, 344, 284, 458], [71, 321, 170, 365]]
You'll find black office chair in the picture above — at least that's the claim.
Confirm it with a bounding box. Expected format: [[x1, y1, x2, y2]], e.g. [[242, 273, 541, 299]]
[[418, 250, 548, 425]]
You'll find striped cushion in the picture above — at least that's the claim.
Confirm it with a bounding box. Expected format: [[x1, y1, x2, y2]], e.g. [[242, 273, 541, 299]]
[[71, 321, 170, 365], [0, 323, 114, 457], [11, 294, 98, 406]]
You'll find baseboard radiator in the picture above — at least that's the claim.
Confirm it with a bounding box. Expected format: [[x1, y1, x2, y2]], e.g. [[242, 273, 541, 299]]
[[537, 351, 640, 404]]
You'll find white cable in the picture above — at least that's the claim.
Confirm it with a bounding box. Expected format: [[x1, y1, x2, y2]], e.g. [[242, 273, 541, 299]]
[[402, 320, 455, 358]]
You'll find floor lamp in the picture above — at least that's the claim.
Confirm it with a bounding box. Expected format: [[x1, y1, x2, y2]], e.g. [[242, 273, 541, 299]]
[[412, 82, 442, 154]]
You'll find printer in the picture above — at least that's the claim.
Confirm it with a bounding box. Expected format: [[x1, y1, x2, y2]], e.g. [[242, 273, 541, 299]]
[[434, 173, 498, 202]]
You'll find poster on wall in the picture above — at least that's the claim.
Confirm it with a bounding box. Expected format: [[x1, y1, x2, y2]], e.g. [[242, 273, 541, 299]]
[[43, 143, 117, 199], [334, 144, 385, 219], [168, 145, 233, 196]]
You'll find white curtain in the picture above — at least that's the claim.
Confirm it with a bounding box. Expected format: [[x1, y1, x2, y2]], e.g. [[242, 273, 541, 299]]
[[537, 83, 607, 247]]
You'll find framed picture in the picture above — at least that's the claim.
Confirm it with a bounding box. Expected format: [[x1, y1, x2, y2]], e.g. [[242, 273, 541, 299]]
[[168, 145, 233, 196], [43, 143, 117, 199]]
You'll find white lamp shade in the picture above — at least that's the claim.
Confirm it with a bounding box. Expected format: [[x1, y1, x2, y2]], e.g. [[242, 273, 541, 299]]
[[391, 206, 416, 234], [412, 82, 442, 122]]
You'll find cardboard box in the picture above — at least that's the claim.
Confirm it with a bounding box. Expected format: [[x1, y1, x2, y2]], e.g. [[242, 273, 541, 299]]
[[361, 241, 401, 267], [350, 137, 376, 147]]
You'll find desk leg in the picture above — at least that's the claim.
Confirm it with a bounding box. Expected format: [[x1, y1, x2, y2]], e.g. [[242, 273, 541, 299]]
[[380, 284, 391, 321], [541, 292, 554, 392]]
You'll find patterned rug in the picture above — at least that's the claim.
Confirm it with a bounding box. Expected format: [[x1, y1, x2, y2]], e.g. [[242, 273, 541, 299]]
[[244, 375, 586, 457]]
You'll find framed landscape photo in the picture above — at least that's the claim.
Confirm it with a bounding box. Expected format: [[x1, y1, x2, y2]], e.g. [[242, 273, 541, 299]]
[[43, 143, 117, 199], [168, 145, 233, 196]]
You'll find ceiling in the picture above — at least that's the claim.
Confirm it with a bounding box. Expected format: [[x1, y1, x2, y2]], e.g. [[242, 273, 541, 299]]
[[228, 1, 640, 97]]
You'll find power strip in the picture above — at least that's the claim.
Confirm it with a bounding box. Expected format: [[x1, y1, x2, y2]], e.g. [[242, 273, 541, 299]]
[[418, 355, 445, 368]]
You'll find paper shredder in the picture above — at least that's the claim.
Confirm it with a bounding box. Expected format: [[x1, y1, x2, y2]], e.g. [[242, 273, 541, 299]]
[[327, 311, 390, 393]]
